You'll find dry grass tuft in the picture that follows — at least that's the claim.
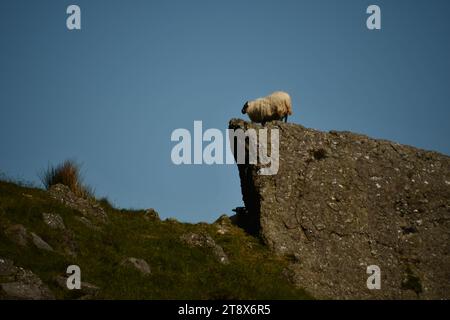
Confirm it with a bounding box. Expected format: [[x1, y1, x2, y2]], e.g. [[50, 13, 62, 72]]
[[40, 159, 93, 198]]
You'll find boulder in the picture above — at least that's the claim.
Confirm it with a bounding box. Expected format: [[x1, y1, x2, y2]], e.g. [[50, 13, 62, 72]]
[[230, 118, 450, 299], [121, 258, 151, 275], [30, 232, 53, 252], [214, 215, 232, 235], [49, 184, 108, 223], [0, 259, 54, 300], [42, 213, 66, 230], [180, 232, 229, 264]]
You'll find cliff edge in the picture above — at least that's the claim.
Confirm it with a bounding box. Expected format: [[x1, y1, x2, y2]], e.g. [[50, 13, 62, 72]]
[[230, 118, 450, 299]]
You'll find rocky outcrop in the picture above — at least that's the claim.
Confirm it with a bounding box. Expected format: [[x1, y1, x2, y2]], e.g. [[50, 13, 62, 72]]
[[30, 232, 54, 252], [42, 213, 66, 230], [181, 232, 229, 264], [0, 258, 55, 300], [120, 258, 151, 275], [49, 184, 108, 223], [4, 224, 53, 252], [230, 118, 450, 299], [214, 215, 233, 235]]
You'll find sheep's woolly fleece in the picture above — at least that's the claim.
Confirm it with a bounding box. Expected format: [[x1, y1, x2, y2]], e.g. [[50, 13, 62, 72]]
[[243, 91, 293, 124]]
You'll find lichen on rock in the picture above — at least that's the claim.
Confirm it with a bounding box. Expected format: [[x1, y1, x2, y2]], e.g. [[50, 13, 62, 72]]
[[230, 118, 450, 299]]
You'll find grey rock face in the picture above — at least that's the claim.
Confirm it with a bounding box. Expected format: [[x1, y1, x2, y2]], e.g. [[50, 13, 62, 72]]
[[42, 213, 66, 230], [30, 232, 54, 252], [0, 258, 16, 277], [180, 232, 229, 264], [75, 216, 101, 231], [42, 213, 78, 256], [121, 257, 151, 275], [229, 118, 450, 299], [49, 184, 108, 223], [214, 215, 232, 235], [4, 225, 54, 252], [0, 258, 54, 300]]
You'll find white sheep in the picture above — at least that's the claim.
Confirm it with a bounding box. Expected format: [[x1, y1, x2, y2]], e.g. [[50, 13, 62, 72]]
[[241, 91, 293, 125]]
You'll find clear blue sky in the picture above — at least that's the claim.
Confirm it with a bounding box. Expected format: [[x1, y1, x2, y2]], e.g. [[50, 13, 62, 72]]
[[1, 0, 449, 222]]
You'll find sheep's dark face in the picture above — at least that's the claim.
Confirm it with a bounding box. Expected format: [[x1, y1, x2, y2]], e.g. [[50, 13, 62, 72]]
[[241, 102, 249, 114]]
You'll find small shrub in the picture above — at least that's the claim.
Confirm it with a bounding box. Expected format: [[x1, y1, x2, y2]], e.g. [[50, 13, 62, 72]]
[[39, 160, 93, 198]]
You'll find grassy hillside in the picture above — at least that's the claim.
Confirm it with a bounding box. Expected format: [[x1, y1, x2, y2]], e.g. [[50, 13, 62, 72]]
[[0, 179, 311, 300]]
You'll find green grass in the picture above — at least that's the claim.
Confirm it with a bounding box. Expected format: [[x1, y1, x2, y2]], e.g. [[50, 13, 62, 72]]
[[0, 179, 312, 300], [401, 266, 423, 296]]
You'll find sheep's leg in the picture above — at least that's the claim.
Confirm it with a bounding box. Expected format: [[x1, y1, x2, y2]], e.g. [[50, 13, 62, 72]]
[[284, 115, 288, 123]]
